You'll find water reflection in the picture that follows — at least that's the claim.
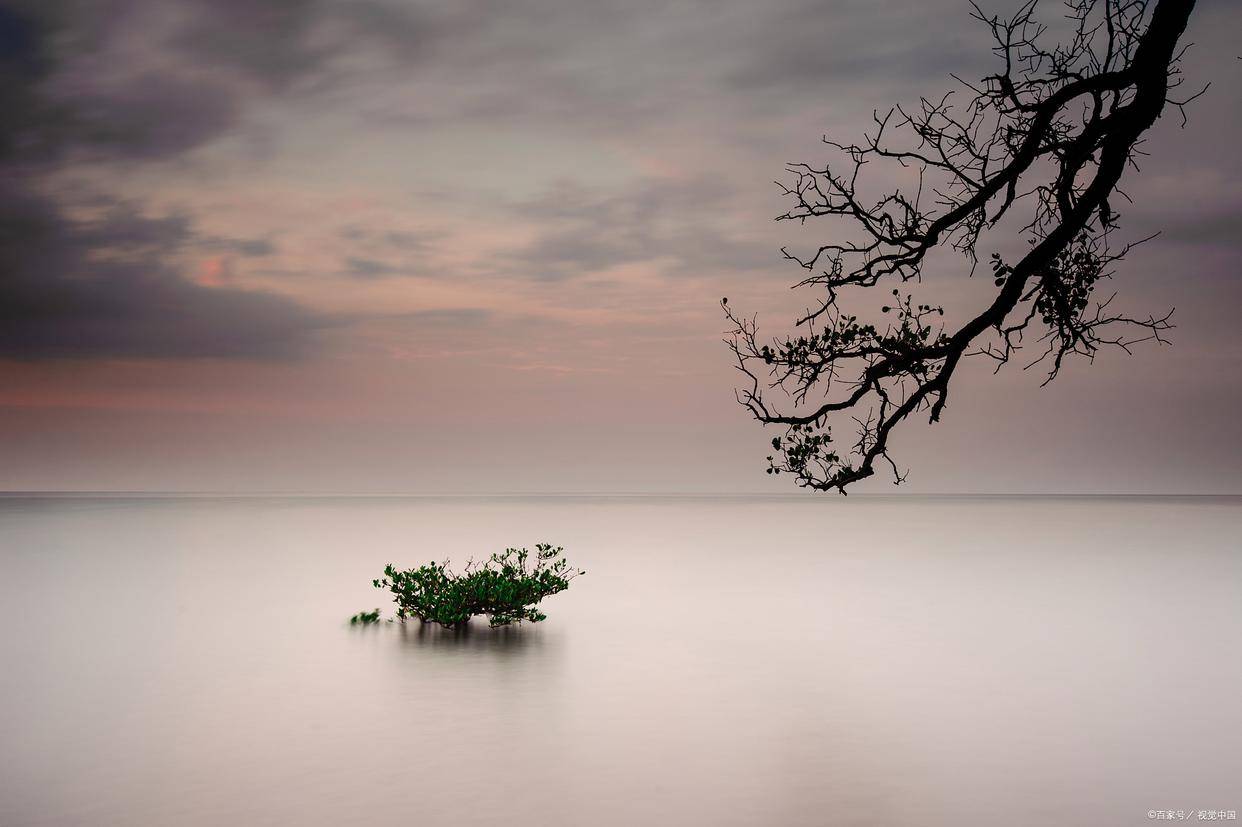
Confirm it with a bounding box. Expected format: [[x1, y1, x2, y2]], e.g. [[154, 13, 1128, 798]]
[[390, 617, 549, 654]]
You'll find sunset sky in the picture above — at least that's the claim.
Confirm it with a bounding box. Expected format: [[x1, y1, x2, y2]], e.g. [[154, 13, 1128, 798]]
[[2, 0, 1239, 494]]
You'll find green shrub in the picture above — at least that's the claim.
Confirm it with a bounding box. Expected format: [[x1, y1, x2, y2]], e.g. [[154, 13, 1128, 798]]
[[373, 543, 583, 628]]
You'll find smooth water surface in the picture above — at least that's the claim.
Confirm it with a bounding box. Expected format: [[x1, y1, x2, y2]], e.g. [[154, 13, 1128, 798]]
[[1, 495, 1239, 826]]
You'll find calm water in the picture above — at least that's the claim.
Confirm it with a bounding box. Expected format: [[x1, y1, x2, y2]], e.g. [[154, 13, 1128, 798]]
[[0, 495, 1239, 826]]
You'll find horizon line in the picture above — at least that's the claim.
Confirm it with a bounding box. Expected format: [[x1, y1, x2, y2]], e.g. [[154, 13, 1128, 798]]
[[1, 490, 1240, 500]]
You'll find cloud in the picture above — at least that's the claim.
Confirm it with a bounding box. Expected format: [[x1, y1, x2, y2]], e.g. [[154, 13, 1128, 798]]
[[344, 257, 401, 279], [0, 189, 325, 359], [3, 0, 1238, 363], [336, 226, 443, 278], [389, 307, 493, 326], [384, 230, 434, 251], [1, 0, 441, 168], [333, 0, 991, 140], [719, 0, 979, 92], [203, 236, 277, 257], [0, 0, 366, 360], [498, 177, 779, 280]]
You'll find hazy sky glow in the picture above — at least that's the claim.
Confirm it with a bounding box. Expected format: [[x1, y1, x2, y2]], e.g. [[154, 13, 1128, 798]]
[[2, 0, 1239, 493]]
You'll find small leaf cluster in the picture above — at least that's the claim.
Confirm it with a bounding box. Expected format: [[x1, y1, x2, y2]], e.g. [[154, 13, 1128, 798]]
[[760, 316, 880, 366], [373, 544, 583, 628], [880, 289, 946, 352], [349, 608, 382, 625], [768, 425, 845, 478], [993, 236, 1104, 331], [989, 252, 1013, 287], [759, 292, 947, 374], [1034, 238, 1103, 327]]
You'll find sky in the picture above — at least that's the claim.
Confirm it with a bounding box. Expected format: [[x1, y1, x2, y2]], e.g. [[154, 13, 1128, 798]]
[[1, 0, 1239, 494]]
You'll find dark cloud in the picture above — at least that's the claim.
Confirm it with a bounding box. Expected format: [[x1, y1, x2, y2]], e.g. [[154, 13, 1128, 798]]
[[0, 2, 61, 161], [384, 230, 434, 251], [344, 257, 401, 279], [47, 69, 243, 162], [203, 237, 277, 257], [170, 0, 334, 89], [0, 0, 360, 359], [0, 190, 325, 359], [2, 0, 437, 167], [337, 228, 442, 278], [1, 2, 238, 165], [0, 0, 452, 360]]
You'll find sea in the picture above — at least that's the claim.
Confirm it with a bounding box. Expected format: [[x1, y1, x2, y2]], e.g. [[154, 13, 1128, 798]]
[[1, 494, 1239, 826]]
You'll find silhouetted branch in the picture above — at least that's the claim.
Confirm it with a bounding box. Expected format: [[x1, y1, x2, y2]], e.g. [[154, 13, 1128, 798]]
[[726, 0, 1197, 493]]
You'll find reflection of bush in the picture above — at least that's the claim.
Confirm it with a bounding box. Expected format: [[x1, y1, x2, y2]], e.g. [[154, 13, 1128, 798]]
[[373, 544, 583, 628]]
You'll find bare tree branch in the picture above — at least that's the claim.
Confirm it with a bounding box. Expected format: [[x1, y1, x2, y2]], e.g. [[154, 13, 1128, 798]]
[[725, 0, 1197, 493]]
